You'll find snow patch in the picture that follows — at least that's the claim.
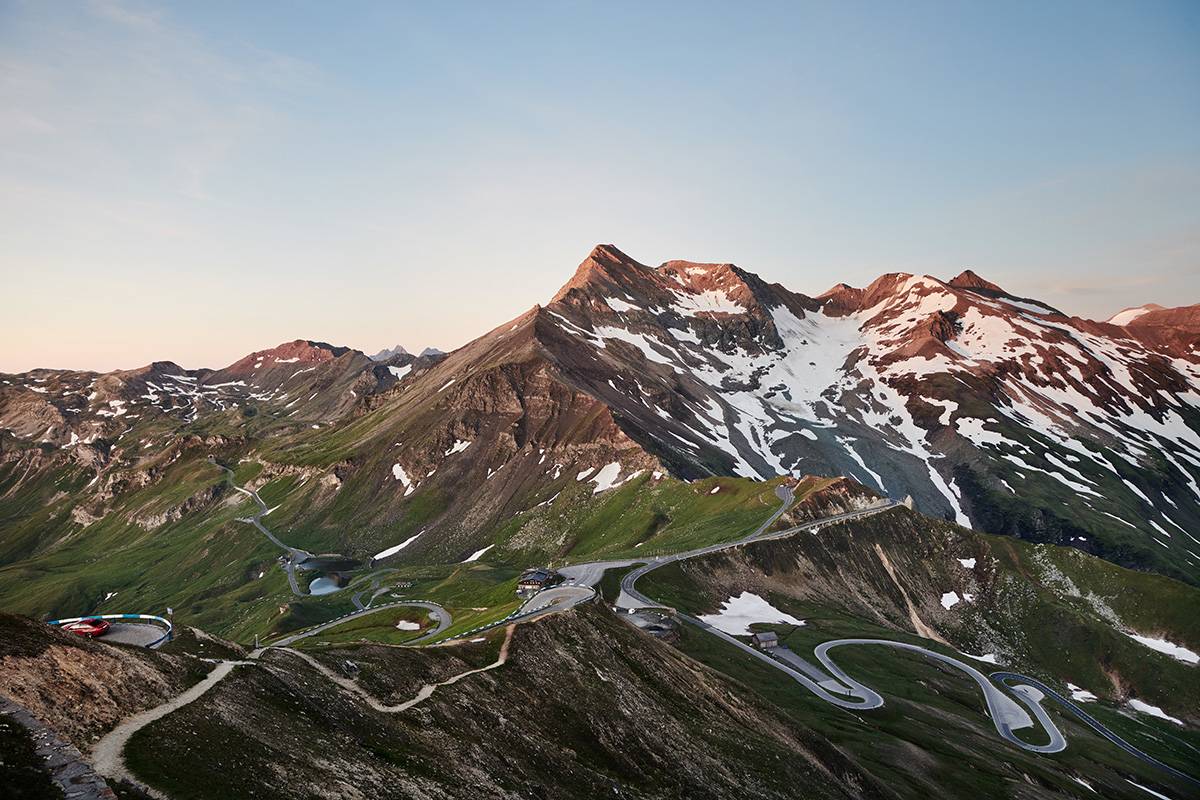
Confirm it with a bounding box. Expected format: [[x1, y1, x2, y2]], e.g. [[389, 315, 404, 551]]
[[1125, 633, 1199, 665], [1126, 779, 1175, 800], [590, 462, 622, 493], [462, 544, 494, 563], [698, 591, 806, 636], [374, 531, 423, 560], [604, 296, 641, 313], [671, 289, 746, 317], [1067, 683, 1098, 703], [1107, 306, 1153, 326], [1127, 698, 1183, 725]]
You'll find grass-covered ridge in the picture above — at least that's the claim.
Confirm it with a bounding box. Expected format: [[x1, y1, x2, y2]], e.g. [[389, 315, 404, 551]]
[[0, 430, 822, 644], [639, 507, 1200, 730], [632, 508, 1200, 798]]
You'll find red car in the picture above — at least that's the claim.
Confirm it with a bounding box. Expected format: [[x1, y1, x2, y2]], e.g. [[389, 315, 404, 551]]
[[62, 618, 111, 638]]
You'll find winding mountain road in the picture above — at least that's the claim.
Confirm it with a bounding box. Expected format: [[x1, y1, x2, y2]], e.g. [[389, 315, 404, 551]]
[[600, 492, 1061, 745], [992, 672, 1200, 789], [90, 598, 457, 793], [211, 458, 312, 596], [269, 600, 453, 648], [609, 490, 1197, 783], [96, 473, 1195, 790], [348, 568, 400, 610]]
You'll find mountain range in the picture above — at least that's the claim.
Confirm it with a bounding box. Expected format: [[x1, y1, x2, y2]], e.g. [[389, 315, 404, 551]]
[[3, 244, 1197, 585], [2, 244, 1199, 799]]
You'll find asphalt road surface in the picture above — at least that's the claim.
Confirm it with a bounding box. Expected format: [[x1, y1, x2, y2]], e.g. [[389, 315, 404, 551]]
[[519, 586, 596, 617], [102, 623, 169, 649], [617, 490, 891, 611], [992, 672, 1200, 788], [348, 568, 400, 610], [814, 639, 1065, 753], [267, 601, 452, 648], [211, 458, 313, 597]]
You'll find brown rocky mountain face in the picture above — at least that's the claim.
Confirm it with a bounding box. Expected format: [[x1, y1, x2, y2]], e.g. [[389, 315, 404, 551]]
[[479, 245, 1200, 581], [1118, 303, 1200, 359], [1, 245, 1198, 582], [0, 340, 445, 452]]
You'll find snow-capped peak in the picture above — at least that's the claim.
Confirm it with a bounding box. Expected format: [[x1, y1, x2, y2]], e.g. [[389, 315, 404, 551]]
[[1106, 304, 1163, 326]]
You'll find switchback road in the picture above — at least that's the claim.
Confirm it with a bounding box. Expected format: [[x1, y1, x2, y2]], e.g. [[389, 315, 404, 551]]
[[211, 458, 313, 597]]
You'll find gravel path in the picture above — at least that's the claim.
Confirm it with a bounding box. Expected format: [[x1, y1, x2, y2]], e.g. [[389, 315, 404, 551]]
[[282, 625, 515, 713], [89, 658, 255, 796]]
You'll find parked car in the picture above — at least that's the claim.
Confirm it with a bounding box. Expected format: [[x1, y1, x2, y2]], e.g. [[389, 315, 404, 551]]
[[62, 618, 111, 638]]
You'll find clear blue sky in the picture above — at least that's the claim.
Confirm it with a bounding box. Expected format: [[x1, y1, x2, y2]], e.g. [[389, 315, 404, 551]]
[[2, 0, 1198, 371]]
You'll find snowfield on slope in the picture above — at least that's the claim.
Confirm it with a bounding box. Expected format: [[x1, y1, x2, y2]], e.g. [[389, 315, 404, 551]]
[[374, 531, 423, 560], [1125, 632, 1200, 665], [546, 263, 1200, 572], [698, 591, 806, 636]]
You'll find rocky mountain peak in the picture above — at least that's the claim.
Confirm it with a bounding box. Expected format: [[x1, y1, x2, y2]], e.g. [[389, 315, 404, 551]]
[[371, 344, 409, 361], [551, 244, 651, 303], [817, 273, 951, 319], [224, 340, 353, 375], [947, 269, 1004, 293], [1114, 303, 1200, 358]]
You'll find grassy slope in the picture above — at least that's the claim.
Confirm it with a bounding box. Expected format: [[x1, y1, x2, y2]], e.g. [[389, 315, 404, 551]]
[[489, 473, 802, 565], [664, 617, 1197, 800], [638, 510, 1200, 797], [0, 451, 293, 639], [0, 433, 803, 643]]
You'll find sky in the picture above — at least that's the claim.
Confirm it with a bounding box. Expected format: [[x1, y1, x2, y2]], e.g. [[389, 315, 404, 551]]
[[2, 0, 1198, 373]]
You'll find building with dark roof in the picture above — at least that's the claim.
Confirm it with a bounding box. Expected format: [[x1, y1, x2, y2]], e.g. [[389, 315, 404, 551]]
[[516, 567, 561, 597], [751, 631, 779, 650]]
